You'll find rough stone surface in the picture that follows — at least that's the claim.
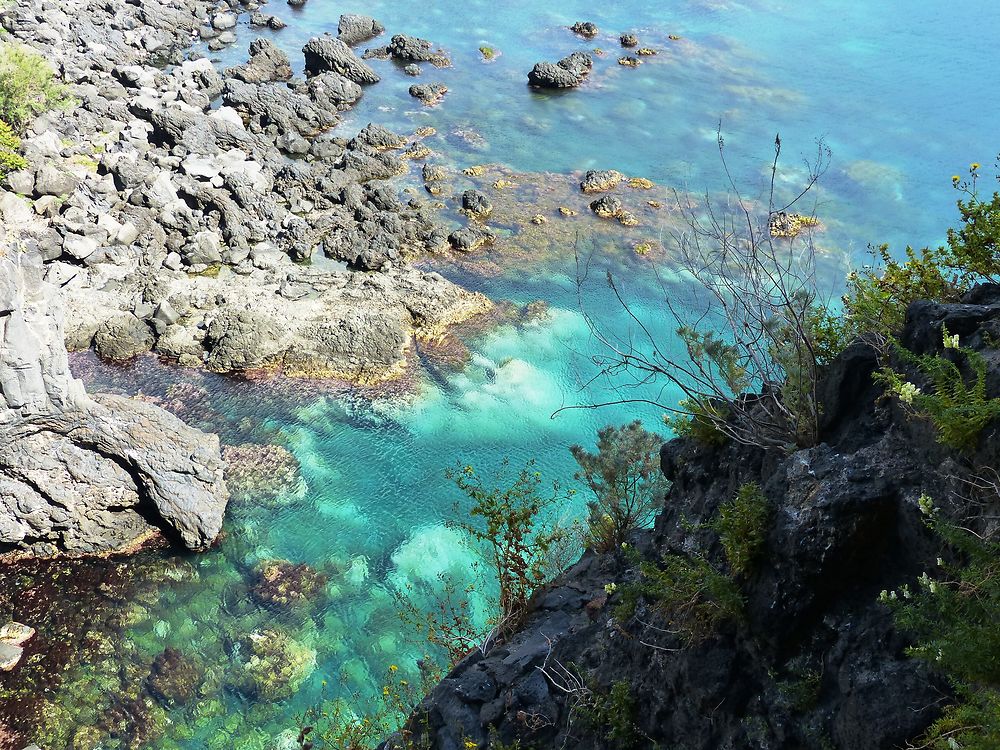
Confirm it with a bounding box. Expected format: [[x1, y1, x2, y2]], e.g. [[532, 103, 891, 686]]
[[385, 287, 1000, 749], [0, 246, 228, 557]]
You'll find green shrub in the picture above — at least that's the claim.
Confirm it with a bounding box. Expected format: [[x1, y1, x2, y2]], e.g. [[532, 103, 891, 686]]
[[0, 42, 71, 131], [0, 120, 26, 176], [880, 499, 1000, 750], [664, 398, 729, 447], [447, 461, 572, 639], [576, 679, 646, 749], [616, 547, 743, 644], [571, 421, 667, 553], [843, 162, 1000, 342], [877, 338, 1000, 452], [711, 483, 772, 577]]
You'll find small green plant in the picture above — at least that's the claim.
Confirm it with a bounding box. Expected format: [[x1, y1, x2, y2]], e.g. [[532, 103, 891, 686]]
[[616, 546, 743, 644], [842, 161, 1000, 342], [447, 460, 573, 641], [878, 337, 1000, 452], [479, 46, 496, 60], [711, 483, 772, 577], [664, 397, 729, 447], [0, 119, 25, 176], [299, 665, 438, 750], [576, 679, 646, 749], [571, 421, 668, 553], [880, 497, 1000, 750], [0, 42, 71, 131]]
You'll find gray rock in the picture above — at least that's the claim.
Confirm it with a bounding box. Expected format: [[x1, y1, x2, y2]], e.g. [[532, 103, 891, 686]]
[[409, 83, 447, 105], [184, 230, 223, 265], [5, 169, 35, 195], [34, 164, 80, 196], [404, 63, 421, 76], [528, 52, 593, 88], [337, 13, 384, 46], [0, 642, 22, 672], [94, 312, 154, 360], [580, 169, 625, 193], [227, 38, 293, 84], [461, 189, 493, 218], [589, 195, 623, 218], [212, 12, 237, 30], [302, 36, 380, 84], [387, 34, 449, 66], [62, 233, 100, 260]]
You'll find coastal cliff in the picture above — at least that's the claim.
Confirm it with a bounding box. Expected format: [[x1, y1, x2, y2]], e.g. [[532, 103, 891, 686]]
[[0, 244, 228, 557], [389, 287, 1000, 749]]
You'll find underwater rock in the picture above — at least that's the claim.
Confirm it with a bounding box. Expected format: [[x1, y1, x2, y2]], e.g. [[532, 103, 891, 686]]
[[527, 52, 593, 88], [768, 211, 821, 238], [337, 13, 384, 46], [231, 629, 317, 701], [580, 169, 624, 193], [570, 21, 599, 39], [222, 443, 307, 508], [620, 33, 639, 47], [146, 647, 203, 707], [618, 56, 641, 67], [404, 63, 422, 76], [249, 559, 327, 609]]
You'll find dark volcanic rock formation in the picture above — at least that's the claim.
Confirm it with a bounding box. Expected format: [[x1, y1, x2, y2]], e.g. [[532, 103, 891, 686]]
[[386, 287, 1000, 749], [528, 52, 593, 88]]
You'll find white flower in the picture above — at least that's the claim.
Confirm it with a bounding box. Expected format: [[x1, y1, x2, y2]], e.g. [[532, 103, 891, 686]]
[[943, 332, 960, 349], [948, 736, 960, 749], [604, 582, 618, 595], [937, 557, 945, 567], [918, 495, 936, 516], [897, 381, 921, 405]]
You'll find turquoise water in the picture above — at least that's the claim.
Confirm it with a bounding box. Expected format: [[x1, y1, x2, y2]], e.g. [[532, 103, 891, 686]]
[[40, 1, 1000, 747]]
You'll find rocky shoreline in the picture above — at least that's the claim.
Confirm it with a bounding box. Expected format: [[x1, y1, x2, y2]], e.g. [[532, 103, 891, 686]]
[[1, 0, 490, 385]]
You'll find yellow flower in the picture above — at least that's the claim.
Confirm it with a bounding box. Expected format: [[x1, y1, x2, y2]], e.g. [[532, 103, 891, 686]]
[[389, 664, 398, 672], [383, 686, 390, 696], [971, 162, 981, 170], [952, 175, 960, 182], [465, 742, 478, 750]]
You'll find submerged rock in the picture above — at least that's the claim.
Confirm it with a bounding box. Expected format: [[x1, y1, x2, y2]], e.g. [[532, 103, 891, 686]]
[[223, 443, 307, 507], [146, 647, 203, 707], [231, 629, 316, 700], [249, 559, 327, 609]]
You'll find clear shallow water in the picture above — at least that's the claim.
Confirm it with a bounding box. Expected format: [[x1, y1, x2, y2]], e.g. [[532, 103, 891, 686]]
[[34, 1, 1000, 747]]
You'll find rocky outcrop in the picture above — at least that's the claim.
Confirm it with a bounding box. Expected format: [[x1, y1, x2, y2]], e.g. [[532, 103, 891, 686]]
[[337, 13, 384, 46], [0, 0, 490, 384], [527, 52, 593, 89], [0, 246, 228, 557], [302, 35, 381, 83], [388, 287, 1000, 749]]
